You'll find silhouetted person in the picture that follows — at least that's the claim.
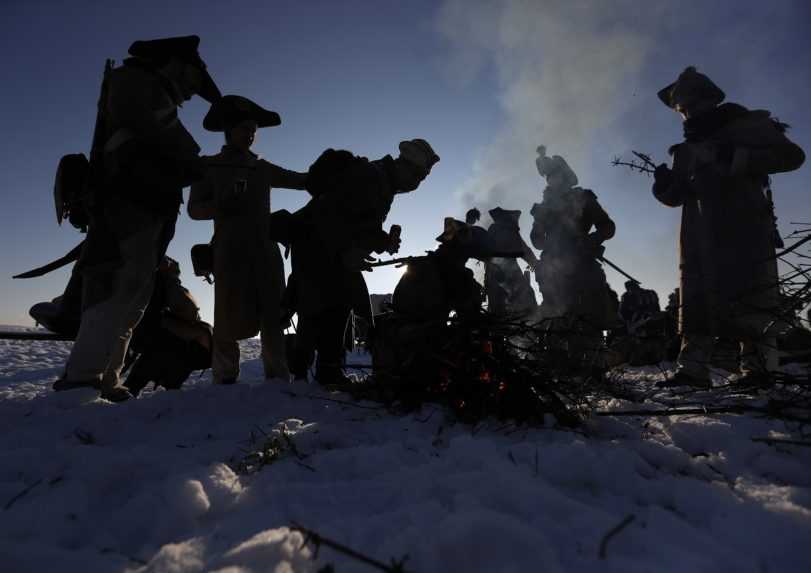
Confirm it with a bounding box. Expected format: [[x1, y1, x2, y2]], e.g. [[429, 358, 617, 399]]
[[392, 217, 487, 322], [483, 207, 538, 317], [33, 257, 212, 396], [55, 35, 220, 401], [289, 140, 439, 385], [188, 95, 307, 384], [619, 280, 660, 325], [530, 146, 616, 364], [653, 66, 805, 387]]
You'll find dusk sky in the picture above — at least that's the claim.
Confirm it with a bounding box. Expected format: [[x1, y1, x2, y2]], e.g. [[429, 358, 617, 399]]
[[1, 0, 809, 326]]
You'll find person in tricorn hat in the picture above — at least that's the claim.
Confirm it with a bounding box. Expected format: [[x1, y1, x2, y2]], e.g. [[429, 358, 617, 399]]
[[189, 95, 308, 384], [288, 139, 439, 385], [483, 207, 538, 317], [652, 66, 805, 387], [55, 35, 220, 401], [530, 146, 617, 364]]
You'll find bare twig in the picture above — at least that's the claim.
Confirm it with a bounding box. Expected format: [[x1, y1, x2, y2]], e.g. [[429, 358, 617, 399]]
[[599, 514, 636, 559], [291, 522, 413, 573], [3, 478, 43, 511]]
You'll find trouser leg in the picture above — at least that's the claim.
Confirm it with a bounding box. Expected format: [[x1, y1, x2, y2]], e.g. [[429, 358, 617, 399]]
[[315, 306, 350, 382], [676, 333, 715, 380], [261, 320, 290, 380], [291, 315, 316, 379], [212, 328, 240, 383], [66, 220, 164, 391]]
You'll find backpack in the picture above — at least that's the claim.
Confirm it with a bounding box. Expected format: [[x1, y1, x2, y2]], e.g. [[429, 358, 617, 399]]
[[305, 148, 368, 197]]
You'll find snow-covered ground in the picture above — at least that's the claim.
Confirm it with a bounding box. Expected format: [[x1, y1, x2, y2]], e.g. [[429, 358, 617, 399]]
[[1, 335, 810, 573]]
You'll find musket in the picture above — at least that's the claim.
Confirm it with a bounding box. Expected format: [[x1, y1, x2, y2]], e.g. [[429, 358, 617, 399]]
[[84, 59, 115, 203], [367, 255, 426, 268], [367, 251, 525, 268], [599, 255, 641, 285]]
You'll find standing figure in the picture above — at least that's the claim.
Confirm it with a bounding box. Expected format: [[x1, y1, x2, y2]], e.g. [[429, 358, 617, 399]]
[[619, 280, 661, 325], [483, 207, 538, 317], [653, 66, 805, 387], [289, 140, 439, 385], [531, 146, 616, 325], [55, 36, 220, 401], [188, 95, 308, 384]]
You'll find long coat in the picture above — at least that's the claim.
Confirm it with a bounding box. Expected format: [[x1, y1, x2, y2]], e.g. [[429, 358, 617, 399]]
[[530, 187, 615, 323], [188, 146, 306, 340], [653, 105, 805, 337]]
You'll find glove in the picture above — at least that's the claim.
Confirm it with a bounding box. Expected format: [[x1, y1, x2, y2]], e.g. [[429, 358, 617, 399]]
[[386, 230, 402, 255], [341, 248, 377, 271], [585, 233, 605, 258]]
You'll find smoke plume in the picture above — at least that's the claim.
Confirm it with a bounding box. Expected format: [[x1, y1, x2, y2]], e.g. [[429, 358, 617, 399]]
[[435, 0, 664, 215]]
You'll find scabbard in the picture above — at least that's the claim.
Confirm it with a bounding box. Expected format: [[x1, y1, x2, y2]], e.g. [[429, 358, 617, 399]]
[[13, 241, 85, 279]]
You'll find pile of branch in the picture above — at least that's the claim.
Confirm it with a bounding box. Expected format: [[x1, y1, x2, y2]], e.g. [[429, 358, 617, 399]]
[[356, 311, 614, 427], [229, 424, 310, 475]]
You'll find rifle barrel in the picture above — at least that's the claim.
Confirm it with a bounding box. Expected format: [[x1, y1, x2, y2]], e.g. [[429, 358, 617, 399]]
[[599, 256, 641, 285]]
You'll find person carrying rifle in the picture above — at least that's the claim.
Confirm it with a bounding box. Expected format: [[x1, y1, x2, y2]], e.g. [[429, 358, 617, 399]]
[[55, 35, 220, 401], [289, 140, 439, 385]]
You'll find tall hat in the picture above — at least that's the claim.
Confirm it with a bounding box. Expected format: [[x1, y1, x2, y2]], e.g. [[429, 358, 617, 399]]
[[488, 207, 521, 225], [203, 95, 281, 132], [657, 66, 725, 110], [398, 139, 440, 173], [535, 145, 578, 187], [128, 35, 221, 103]]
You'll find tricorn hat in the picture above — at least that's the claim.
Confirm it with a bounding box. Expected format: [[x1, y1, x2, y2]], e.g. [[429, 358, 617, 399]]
[[203, 95, 281, 132], [535, 146, 578, 187], [436, 217, 467, 243], [657, 66, 725, 110], [128, 35, 221, 103], [488, 207, 521, 225]]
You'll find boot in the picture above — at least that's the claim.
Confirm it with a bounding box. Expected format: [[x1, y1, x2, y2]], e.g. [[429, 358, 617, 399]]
[[53, 376, 100, 392], [100, 386, 133, 402]]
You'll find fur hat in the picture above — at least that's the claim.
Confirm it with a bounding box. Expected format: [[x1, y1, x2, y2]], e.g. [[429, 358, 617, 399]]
[[535, 146, 578, 187], [128, 35, 220, 103], [203, 95, 281, 132], [657, 66, 725, 110]]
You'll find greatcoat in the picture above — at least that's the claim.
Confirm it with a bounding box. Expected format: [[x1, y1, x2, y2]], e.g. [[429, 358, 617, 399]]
[[652, 104, 805, 337], [188, 145, 306, 340]]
